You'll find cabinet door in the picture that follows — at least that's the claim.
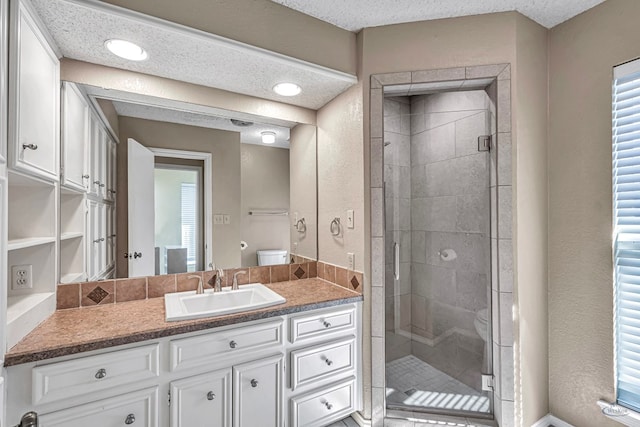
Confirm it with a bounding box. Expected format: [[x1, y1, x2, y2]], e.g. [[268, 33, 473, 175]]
[[233, 354, 283, 427], [39, 387, 158, 427], [170, 368, 232, 427], [86, 199, 99, 279], [9, 0, 59, 180], [88, 117, 104, 196], [106, 138, 117, 201], [106, 203, 115, 268], [61, 82, 88, 191]]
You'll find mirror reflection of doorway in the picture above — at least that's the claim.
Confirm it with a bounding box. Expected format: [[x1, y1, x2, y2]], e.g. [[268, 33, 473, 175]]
[[154, 158, 204, 274]]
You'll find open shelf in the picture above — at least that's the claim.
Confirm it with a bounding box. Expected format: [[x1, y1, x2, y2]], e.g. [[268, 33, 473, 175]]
[[7, 292, 56, 348], [60, 231, 83, 241], [7, 236, 56, 251]]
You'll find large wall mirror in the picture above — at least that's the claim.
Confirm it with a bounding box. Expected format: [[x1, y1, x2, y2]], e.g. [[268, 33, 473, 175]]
[[65, 83, 317, 281]]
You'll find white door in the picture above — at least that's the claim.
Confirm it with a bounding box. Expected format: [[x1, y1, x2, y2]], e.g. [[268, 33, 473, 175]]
[[233, 354, 283, 427], [128, 138, 155, 278], [61, 82, 87, 191], [170, 368, 232, 427]]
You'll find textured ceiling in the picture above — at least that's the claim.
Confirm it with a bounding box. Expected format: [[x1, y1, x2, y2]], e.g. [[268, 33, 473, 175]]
[[30, 0, 357, 110], [269, 0, 605, 30], [112, 100, 292, 149]]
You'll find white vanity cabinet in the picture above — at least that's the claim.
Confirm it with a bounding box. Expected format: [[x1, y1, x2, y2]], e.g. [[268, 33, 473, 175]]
[[6, 303, 363, 427], [61, 82, 88, 192], [9, 0, 59, 181]]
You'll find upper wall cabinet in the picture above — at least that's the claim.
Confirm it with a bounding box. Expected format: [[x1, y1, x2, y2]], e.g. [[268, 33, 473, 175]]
[[61, 82, 88, 191], [8, 0, 59, 181]]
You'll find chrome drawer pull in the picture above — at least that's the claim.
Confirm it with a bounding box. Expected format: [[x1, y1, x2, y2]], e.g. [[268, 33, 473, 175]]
[[22, 143, 38, 150], [95, 368, 107, 379], [324, 401, 333, 410], [325, 358, 333, 366], [207, 391, 216, 400], [323, 321, 331, 328], [250, 379, 258, 388], [229, 340, 237, 349], [124, 414, 135, 424]]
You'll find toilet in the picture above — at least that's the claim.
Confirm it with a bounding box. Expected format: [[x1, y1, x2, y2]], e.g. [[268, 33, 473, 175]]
[[257, 249, 288, 266], [474, 308, 489, 341]]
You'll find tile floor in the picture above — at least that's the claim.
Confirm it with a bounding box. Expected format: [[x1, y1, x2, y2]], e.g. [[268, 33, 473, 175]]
[[325, 416, 360, 427], [385, 355, 490, 413]]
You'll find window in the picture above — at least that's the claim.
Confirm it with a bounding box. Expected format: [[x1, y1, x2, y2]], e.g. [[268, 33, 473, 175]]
[[614, 58, 640, 411]]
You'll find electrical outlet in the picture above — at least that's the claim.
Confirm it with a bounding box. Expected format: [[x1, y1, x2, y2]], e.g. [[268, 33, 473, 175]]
[[214, 214, 224, 225], [11, 264, 33, 290], [223, 215, 231, 224], [347, 209, 354, 229], [347, 253, 355, 271]]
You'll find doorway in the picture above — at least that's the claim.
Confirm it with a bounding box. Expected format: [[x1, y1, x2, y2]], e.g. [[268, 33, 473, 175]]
[[154, 158, 204, 274]]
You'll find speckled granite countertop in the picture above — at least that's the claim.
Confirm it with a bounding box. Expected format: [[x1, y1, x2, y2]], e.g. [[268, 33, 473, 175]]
[[5, 278, 362, 367]]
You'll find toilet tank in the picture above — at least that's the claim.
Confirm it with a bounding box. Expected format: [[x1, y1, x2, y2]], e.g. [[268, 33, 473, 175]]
[[257, 249, 288, 266]]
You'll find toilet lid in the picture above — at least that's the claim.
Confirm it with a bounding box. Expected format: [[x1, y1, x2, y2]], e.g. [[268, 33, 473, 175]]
[[477, 308, 488, 323]]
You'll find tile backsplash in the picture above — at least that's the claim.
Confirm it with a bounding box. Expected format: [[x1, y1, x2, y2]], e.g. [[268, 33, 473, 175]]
[[56, 260, 363, 310]]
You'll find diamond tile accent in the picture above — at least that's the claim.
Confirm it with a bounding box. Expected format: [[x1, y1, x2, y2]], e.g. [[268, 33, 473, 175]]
[[294, 266, 306, 279], [87, 286, 109, 304], [350, 275, 361, 290]]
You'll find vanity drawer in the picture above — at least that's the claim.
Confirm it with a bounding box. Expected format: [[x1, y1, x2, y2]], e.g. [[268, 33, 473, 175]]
[[39, 387, 158, 427], [170, 319, 283, 371], [291, 337, 355, 390], [290, 377, 356, 427], [32, 344, 160, 405], [289, 305, 356, 343]]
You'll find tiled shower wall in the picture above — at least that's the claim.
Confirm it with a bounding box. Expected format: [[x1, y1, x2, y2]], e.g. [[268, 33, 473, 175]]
[[408, 91, 493, 390], [383, 97, 412, 362]]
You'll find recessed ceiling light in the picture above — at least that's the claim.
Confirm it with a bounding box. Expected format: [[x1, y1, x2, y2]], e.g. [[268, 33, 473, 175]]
[[261, 131, 276, 144], [273, 83, 301, 97], [104, 39, 148, 61]]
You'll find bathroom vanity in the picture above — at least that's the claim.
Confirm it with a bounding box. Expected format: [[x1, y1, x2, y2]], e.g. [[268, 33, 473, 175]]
[[5, 280, 362, 427]]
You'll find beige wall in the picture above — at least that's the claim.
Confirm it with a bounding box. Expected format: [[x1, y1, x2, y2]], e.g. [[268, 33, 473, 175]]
[[317, 82, 365, 272], [61, 59, 316, 126], [240, 144, 290, 267], [100, 0, 356, 75], [117, 116, 241, 276], [290, 124, 317, 260], [96, 98, 119, 136], [514, 14, 549, 426], [548, 1, 640, 425]]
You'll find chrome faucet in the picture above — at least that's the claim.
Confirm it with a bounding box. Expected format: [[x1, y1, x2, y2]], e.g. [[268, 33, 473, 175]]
[[232, 270, 247, 290], [189, 275, 204, 294]]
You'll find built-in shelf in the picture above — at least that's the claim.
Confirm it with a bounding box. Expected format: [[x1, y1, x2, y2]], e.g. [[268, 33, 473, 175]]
[[7, 292, 57, 348], [60, 231, 83, 241], [60, 272, 86, 284], [7, 236, 56, 251]]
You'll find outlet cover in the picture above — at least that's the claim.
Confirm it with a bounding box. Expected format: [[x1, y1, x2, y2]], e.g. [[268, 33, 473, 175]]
[[347, 253, 355, 271], [11, 264, 33, 290], [347, 209, 354, 229], [223, 215, 230, 224], [214, 214, 224, 225]]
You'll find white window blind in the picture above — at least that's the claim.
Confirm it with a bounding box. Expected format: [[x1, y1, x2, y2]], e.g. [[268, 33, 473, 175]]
[[181, 183, 196, 268], [614, 58, 640, 411]]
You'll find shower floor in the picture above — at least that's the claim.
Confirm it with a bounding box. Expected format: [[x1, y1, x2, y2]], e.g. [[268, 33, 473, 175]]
[[386, 355, 490, 413]]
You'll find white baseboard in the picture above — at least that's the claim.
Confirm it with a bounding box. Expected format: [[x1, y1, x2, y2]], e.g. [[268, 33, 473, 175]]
[[532, 414, 575, 427], [351, 411, 372, 427]]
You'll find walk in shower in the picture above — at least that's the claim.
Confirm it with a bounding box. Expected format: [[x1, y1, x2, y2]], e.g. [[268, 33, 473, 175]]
[[383, 87, 495, 417]]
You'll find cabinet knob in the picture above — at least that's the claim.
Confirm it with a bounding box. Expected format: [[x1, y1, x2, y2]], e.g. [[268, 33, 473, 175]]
[[323, 321, 331, 328], [324, 358, 333, 366], [94, 180, 101, 185], [133, 252, 142, 259], [22, 143, 38, 150], [82, 174, 90, 179], [124, 414, 135, 425], [250, 379, 258, 388], [99, 183, 105, 188], [324, 401, 333, 410], [93, 238, 103, 244], [229, 340, 237, 349], [95, 368, 107, 379], [207, 391, 216, 401]]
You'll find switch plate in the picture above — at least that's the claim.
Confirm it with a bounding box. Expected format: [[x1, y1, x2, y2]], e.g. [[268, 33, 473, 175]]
[[11, 264, 33, 290], [214, 214, 224, 225], [347, 209, 354, 229], [223, 215, 231, 224], [347, 253, 355, 271]]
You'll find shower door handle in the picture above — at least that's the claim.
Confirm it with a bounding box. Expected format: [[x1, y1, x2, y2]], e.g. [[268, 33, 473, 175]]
[[393, 242, 400, 281]]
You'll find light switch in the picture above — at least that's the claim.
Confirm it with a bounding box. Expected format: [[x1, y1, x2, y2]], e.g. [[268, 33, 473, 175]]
[[347, 209, 354, 229], [223, 215, 231, 224], [214, 214, 224, 224], [347, 253, 355, 271]]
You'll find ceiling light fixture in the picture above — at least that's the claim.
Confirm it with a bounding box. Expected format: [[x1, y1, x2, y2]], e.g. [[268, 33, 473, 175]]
[[261, 131, 276, 144], [273, 82, 301, 97], [104, 39, 148, 61]]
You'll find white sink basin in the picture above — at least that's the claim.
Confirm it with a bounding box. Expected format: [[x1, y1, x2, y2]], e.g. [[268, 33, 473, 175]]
[[164, 283, 286, 322]]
